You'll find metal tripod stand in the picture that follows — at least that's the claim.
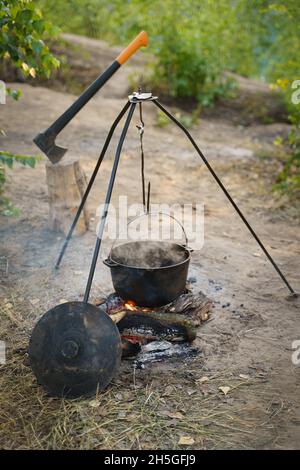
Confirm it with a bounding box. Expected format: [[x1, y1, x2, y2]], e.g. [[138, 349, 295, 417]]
[[55, 92, 297, 302]]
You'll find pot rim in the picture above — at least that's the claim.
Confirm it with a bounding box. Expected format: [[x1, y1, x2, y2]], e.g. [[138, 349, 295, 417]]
[[108, 240, 191, 271]]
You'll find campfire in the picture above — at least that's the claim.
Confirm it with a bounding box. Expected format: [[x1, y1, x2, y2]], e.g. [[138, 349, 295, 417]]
[[100, 286, 213, 368]]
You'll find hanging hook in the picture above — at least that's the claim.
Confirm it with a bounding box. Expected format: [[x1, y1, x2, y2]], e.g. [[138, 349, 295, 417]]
[[137, 100, 146, 208], [147, 181, 151, 214]]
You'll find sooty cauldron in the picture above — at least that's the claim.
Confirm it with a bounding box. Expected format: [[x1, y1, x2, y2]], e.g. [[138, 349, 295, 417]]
[[104, 239, 191, 308]]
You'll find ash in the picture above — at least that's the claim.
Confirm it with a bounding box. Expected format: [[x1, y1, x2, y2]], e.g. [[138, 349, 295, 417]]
[[134, 340, 198, 369]]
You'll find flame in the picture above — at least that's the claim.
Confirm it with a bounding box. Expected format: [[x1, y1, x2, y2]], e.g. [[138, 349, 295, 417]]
[[124, 300, 152, 313], [124, 300, 137, 311]]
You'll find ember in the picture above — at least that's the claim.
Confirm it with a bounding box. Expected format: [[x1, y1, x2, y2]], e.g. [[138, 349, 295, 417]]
[[124, 300, 137, 311]]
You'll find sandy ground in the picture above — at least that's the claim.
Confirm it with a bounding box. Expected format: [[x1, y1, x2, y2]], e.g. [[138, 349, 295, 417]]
[[0, 36, 300, 450]]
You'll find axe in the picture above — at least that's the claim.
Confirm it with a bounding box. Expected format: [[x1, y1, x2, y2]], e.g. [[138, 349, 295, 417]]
[[33, 31, 148, 164]]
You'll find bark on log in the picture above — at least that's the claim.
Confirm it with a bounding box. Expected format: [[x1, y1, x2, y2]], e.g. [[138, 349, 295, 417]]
[[116, 309, 197, 342], [163, 291, 213, 326], [46, 160, 90, 235]]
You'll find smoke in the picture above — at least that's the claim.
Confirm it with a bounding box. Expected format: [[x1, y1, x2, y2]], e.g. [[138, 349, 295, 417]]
[[110, 241, 189, 269]]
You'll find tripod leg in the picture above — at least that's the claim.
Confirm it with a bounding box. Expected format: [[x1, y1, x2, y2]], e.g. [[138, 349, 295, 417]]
[[154, 100, 297, 297], [55, 101, 131, 269], [83, 102, 136, 303]]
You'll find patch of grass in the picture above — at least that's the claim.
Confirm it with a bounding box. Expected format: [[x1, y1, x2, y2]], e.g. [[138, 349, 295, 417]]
[[0, 291, 276, 450]]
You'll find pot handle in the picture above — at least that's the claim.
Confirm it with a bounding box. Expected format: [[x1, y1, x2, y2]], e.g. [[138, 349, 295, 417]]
[[103, 258, 118, 268], [108, 211, 189, 262], [126, 211, 189, 247]]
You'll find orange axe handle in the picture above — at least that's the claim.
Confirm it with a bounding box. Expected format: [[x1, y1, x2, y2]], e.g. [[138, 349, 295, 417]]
[[117, 31, 148, 65]]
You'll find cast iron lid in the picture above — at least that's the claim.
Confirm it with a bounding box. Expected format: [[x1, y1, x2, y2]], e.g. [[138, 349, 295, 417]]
[[29, 301, 122, 398]]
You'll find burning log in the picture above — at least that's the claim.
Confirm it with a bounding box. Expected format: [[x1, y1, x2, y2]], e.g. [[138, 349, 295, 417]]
[[116, 309, 197, 343], [104, 291, 213, 360], [163, 291, 213, 326], [109, 310, 127, 324]]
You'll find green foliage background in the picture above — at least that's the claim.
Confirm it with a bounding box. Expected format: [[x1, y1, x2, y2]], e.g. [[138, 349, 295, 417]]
[[38, 0, 300, 196], [0, 0, 59, 214], [1, 0, 300, 198], [0, 0, 59, 76], [37, 0, 299, 91]]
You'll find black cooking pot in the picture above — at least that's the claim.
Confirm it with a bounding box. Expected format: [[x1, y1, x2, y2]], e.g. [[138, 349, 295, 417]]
[[103, 240, 191, 307], [103, 207, 193, 309]]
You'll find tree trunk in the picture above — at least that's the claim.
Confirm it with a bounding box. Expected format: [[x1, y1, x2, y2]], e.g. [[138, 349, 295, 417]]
[[46, 160, 90, 235]]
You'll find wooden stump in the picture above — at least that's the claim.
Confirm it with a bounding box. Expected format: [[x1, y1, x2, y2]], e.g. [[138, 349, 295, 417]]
[[46, 160, 90, 235]]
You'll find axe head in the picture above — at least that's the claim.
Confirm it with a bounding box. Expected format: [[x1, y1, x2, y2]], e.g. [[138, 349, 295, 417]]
[[33, 131, 67, 164]]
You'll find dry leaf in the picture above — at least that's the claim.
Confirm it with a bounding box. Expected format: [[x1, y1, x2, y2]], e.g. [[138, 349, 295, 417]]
[[89, 399, 100, 408], [125, 414, 138, 422], [142, 443, 156, 450], [167, 411, 184, 420], [59, 299, 68, 304], [197, 376, 209, 384], [239, 374, 250, 380], [162, 385, 173, 397], [178, 436, 195, 445], [219, 386, 231, 396]]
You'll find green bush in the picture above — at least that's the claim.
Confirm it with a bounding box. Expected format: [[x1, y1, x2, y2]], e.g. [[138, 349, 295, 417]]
[[0, 0, 60, 77], [3, 0, 300, 199], [273, 93, 300, 196], [263, 1, 300, 197], [0, 0, 59, 214]]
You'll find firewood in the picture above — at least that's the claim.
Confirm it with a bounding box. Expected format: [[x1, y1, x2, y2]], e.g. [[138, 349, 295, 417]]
[[110, 310, 127, 323], [163, 291, 213, 326], [116, 309, 197, 342], [125, 309, 196, 329], [104, 291, 213, 327]]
